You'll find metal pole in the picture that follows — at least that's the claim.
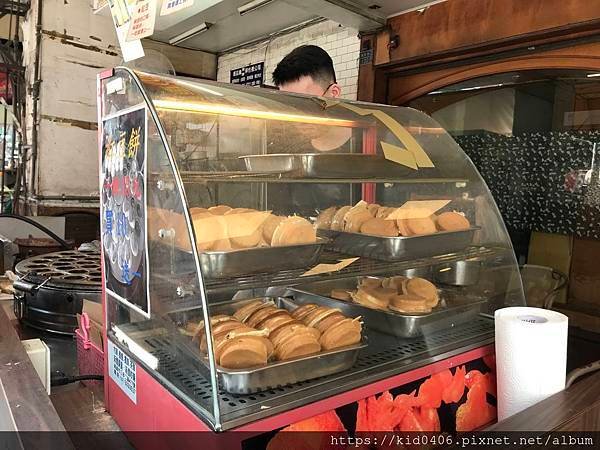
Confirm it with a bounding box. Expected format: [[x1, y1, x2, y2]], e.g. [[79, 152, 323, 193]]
[[30, 0, 43, 199], [0, 11, 13, 212], [10, 8, 20, 213], [11, 10, 19, 170]]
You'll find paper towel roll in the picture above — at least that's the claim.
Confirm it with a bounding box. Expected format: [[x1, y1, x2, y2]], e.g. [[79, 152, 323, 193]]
[[495, 307, 568, 422]]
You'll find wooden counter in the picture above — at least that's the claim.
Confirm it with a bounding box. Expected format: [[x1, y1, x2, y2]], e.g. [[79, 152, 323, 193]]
[[489, 371, 600, 431], [0, 295, 73, 448]]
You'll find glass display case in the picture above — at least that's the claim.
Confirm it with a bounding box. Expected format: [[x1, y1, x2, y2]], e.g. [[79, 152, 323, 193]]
[[98, 67, 525, 432]]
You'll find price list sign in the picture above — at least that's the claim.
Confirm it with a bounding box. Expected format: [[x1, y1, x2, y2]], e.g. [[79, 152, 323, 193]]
[[230, 62, 264, 87], [100, 105, 149, 317]]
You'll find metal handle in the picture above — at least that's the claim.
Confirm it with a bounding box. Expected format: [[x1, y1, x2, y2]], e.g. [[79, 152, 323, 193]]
[[156, 179, 175, 191], [176, 286, 194, 298], [12, 277, 50, 293], [13, 294, 24, 320], [158, 228, 175, 239], [12, 279, 37, 293]]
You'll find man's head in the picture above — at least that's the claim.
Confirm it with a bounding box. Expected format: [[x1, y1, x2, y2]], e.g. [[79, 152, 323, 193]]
[[272, 45, 341, 97]]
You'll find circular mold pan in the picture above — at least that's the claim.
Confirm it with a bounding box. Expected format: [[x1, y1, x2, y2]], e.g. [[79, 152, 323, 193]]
[[38, 271, 65, 277], [60, 275, 88, 282], [52, 265, 75, 271], [24, 264, 47, 270]]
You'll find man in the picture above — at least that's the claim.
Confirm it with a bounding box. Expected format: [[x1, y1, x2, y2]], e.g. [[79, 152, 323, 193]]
[[271, 45, 351, 152], [273, 45, 342, 98], [265, 45, 355, 215]]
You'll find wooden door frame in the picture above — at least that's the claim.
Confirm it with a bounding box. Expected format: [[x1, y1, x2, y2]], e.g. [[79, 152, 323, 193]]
[[385, 40, 600, 106], [356, 0, 600, 105]]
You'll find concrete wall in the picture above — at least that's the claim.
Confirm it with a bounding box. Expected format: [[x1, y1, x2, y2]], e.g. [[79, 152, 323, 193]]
[[217, 20, 360, 100], [22, 0, 122, 209], [21, 0, 217, 212]]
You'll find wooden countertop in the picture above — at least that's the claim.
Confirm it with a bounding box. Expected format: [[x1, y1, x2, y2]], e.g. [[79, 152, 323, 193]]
[[0, 294, 73, 448], [489, 370, 600, 431], [0, 297, 66, 432], [0, 293, 131, 449]]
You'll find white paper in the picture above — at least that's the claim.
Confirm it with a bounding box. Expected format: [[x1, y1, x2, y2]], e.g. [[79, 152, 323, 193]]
[[160, 0, 194, 16], [108, 0, 145, 61], [117, 23, 145, 62], [301, 257, 359, 277], [495, 307, 568, 421], [126, 0, 157, 42], [108, 0, 132, 27]]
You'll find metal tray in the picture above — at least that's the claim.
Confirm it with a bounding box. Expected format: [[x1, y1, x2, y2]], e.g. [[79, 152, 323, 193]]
[[240, 153, 413, 178], [289, 278, 485, 338], [176, 297, 366, 394], [318, 227, 479, 261], [199, 238, 327, 279]]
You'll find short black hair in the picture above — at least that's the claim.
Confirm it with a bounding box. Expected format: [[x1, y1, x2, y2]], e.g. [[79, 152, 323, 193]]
[[272, 45, 336, 88]]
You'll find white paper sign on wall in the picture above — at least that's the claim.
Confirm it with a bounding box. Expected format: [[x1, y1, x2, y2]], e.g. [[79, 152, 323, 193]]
[[126, 0, 157, 41], [160, 0, 194, 16]]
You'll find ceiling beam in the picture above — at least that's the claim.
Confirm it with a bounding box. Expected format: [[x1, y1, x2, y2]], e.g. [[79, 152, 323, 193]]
[[283, 0, 385, 31]]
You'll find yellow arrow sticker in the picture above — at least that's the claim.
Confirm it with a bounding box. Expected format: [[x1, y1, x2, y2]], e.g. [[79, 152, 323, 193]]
[[381, 142, 418, 170], [338, 103, 435, 170]]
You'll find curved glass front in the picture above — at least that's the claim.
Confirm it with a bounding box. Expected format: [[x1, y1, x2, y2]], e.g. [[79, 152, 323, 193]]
[[100, 68, 525, 431]]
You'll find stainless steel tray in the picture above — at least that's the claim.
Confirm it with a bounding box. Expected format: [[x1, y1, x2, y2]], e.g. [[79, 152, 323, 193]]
[[176, 297, 366, 394], [289, 278, 485, 338], [199, 238, 327, 279], [240, 153, 413, 178], [318, 227, 479, 261]]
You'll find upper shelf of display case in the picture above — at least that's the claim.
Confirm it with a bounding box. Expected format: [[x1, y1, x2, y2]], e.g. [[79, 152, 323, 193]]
[[100, 68, 476, 183]]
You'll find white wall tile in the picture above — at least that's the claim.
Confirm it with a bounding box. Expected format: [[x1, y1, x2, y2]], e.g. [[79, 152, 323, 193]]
[[216, 20, 360, 91]]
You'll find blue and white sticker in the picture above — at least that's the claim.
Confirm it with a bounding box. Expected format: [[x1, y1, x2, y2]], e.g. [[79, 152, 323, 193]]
[[108, 340, 137, 404]]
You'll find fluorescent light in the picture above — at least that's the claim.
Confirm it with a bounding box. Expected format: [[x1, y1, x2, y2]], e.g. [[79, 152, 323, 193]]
[[587, 73, 600, 78], [176, 80, 224, 97], [237, 0, 273, 16], [153, 99, 357, 126], [169, 22, 212, 45]]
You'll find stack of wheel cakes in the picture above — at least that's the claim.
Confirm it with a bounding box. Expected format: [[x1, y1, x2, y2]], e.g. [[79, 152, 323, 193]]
[[188, 204, 317, 251], [191, 299, 362, 369], [331, 275, 440, 314], [316, 201, 470, 237]]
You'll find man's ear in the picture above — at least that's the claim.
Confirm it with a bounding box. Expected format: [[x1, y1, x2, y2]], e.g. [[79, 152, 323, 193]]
[[329, 83, 342, 98]]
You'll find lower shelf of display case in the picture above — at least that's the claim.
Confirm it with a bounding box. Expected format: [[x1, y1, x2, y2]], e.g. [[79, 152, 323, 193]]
[[120, 315, 494, 431], [161, 245, 504, 311]]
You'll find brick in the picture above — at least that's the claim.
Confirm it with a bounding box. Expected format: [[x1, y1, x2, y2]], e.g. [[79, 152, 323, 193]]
[[343, 37, 357, 47], [341, 53, 354, 63]]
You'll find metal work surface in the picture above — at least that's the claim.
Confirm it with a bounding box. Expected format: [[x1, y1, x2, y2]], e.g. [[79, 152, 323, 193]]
[[320, 227, 479, 261], [241, 153, 415, 179], [174, 297, 365, 394], [179, 171, 468, 185], [202, 246, 498, 299], [290, 279, 485, 338], [135, 315, 494, 430], [200, 239, 327, 279]]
